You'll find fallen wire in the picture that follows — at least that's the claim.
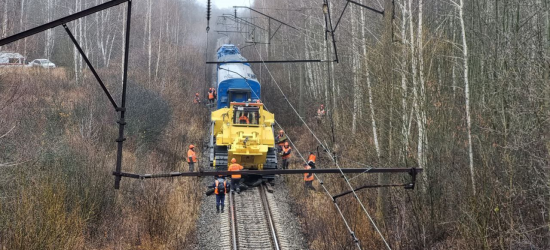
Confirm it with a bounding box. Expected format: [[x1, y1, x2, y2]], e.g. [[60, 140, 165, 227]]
[[252, 43, 392, 250], [217, 66, 363, 249]]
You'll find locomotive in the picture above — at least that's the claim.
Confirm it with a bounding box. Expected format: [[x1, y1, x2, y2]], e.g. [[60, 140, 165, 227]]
[[208, 44, 278, 179]]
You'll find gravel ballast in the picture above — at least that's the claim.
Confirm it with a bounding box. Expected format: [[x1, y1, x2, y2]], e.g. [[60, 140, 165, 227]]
[[197, 176, 308, 249]]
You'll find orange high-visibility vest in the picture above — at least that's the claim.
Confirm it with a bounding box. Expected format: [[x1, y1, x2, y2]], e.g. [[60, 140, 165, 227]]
[[187, 149, 197, 163], [282, 146, 291, 159], [239, 115, 249, 124], [215, 180, 227, 195], [228, 163, 244, 179], [208, 91, 214, 100], [304, 165, 314, 181], [307, 154, 316, 163]]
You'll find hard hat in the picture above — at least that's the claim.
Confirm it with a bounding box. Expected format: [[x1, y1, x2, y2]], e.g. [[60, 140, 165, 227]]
[[279, 130, 284, 133], [195, 93, 199, 96], [321, 104, 324, 107], [189, 145, 195, 149], [231, 158, 237, 163], [256, 99, 261, 103], [284, 141, 289, 146]]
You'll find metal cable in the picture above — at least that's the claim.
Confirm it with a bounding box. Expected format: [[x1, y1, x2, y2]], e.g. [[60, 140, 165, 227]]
[[252, 44, 392, 250], [217, 66, 362, 249]]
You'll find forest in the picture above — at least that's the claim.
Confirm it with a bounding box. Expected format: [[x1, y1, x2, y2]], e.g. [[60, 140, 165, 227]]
[[0, 0, 549, 249]]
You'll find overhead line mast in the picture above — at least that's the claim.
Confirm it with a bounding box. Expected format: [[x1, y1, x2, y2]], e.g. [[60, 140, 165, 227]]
[[0, 0, 133, 190]]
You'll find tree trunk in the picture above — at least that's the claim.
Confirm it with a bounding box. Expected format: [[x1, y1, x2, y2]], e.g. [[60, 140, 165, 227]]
[[155, 3, 164, 81], [408, 0, 419, 170], [147, 0, 152, 84], [400, 0, 409, 164], [417, 0, 428, 184], [457, 0, 476, 195], [361, 0, 380, 159], [351, 4, 358, 135], [2, 0, 8, 38]]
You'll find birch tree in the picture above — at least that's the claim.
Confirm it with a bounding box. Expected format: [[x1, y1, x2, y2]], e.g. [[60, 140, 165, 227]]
[[399, 0, 409, 163], [416, 0, 427, 182], [44, 0, 55, 59], [147, 0, 152, 84], [360, 0, 380, 160], [351, 4, 359, 134], [2, 0, 8, 38], [453, 0, 475, 194]]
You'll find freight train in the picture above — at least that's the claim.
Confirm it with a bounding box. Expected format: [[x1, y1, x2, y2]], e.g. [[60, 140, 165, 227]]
[[208, 44, 277, 179]]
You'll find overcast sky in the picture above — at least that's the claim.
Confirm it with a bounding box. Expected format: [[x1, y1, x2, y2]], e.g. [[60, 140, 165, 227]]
[[196, 0, 254, 9]]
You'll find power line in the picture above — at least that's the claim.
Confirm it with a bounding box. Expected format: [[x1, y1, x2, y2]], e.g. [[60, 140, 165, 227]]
[[217, 66, 363, 248], [252, 44, 392, 250]]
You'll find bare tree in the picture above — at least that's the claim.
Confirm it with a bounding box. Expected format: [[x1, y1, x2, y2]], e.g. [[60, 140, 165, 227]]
[[452, 0, 475, 194]]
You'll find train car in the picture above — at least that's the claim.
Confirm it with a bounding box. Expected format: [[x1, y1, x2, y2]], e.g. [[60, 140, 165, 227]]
[[209, 44, 277, 178]]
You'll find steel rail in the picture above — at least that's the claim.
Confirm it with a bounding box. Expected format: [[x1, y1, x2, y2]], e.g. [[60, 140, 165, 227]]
[[229, 192, 238, 250], [259, 185, 280, 250]]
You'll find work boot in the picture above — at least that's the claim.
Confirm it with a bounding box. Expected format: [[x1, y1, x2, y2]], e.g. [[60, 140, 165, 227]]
[[216, 205, 219, 213], [237, 188, 241, 194], [221, 206, 224, 213]]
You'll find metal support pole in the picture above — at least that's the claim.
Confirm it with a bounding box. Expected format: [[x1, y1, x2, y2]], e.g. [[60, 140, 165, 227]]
[[233, 6, 298, 30], [333, 1, 350, 32], [206, 59, 325, 64], [115, 167, 424, 179], [326, 0, 339, 63], [114, 0, 132, 189], [63, 24, 119, 110]]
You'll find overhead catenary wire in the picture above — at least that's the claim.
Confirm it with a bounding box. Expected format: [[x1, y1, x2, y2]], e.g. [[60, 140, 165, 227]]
[[251, 44, 392, 250], [217, 66, 362, 248]]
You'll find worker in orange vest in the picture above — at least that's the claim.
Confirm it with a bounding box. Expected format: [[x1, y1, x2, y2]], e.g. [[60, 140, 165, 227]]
[[214, 176, 227, 213], [208, 88, 215, 104], [228, 158, 244, 193], [317, 104, 326, 120], [239, 113, 250, 124], [303, 163, 315, 190], [280, 141, 291, 170], [307, 152, 316, 169], [187, 144, 197, 172], [193, 93, 201, 104], [275, 130, 288, 152]]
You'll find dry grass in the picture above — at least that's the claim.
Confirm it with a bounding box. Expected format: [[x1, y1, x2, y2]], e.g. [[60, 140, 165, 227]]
[[0, 66, 205, 249]]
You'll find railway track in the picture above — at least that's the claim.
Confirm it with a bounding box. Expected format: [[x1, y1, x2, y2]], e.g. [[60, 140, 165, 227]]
[[219, 184, 292, 250]]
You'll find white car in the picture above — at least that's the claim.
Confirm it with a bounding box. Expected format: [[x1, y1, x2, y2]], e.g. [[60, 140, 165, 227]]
[[28, 59, 56, 68]]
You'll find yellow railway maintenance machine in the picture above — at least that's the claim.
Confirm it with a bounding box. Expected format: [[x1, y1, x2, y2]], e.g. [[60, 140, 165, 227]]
[[209, 101, 278, 180]]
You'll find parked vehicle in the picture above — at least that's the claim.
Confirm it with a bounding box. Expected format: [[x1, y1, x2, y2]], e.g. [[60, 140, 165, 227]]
[[0, 52, 26, 67], [28, 59, 56, 68]]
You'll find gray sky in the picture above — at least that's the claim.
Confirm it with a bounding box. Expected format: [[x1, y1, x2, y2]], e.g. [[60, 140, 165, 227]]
[[196, 0, 253, 9]]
